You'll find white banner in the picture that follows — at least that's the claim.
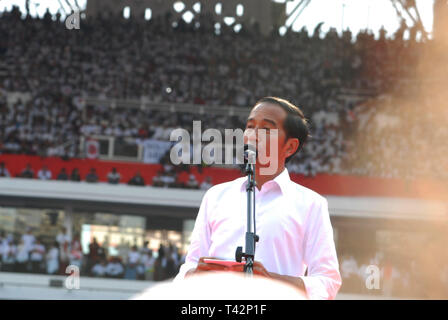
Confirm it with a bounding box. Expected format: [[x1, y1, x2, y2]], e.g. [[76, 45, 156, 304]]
[[142, 139, 173, 163]]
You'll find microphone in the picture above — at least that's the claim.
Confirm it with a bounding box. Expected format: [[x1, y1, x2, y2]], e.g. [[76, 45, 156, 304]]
[[244, 144, 257, 164]]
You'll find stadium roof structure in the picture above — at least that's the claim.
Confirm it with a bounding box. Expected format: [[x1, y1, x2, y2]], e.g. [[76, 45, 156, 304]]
[[14, 0, 436, 38], [284, 0, 431, 40]]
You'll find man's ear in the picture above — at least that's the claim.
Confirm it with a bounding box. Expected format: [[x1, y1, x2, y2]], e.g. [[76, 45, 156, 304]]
[[285, 138, 299, 158]]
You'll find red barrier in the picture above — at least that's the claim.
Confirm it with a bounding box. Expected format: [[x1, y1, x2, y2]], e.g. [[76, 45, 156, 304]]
[[0, 154, 446, 201]]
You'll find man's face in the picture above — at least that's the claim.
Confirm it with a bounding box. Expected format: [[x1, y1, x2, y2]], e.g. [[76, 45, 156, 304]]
[[244, 102, 299, 175]]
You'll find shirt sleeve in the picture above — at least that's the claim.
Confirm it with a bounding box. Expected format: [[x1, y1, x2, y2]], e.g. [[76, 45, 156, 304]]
[[299, 196, 342, 300], [174, 190, 212, 281]]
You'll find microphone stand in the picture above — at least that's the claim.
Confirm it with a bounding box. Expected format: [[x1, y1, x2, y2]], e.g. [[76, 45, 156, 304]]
[[235, 156, 259, 276]]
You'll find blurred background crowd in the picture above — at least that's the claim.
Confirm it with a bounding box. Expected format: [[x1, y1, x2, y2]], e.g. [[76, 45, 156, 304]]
[[3, 225, 447, 297], [0, 6, 446, 182], [0, 226, 184, 281], [0, 160, 211, 189]]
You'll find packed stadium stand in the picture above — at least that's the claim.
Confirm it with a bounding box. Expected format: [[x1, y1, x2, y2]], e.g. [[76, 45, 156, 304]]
[[0, 3, 447, 299], [1, 5, 447, 181]]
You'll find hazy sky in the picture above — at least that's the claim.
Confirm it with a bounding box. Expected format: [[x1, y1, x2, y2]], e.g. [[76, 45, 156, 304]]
[[283, 0, 434, 39], [0, 0, 435, 39]]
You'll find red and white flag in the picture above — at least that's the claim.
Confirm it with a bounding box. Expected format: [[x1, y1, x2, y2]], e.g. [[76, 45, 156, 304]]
[[85, 138, 99, 159]]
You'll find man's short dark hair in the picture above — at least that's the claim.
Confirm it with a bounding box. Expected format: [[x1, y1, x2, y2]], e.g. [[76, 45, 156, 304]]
[[253, 96, 309, 163]]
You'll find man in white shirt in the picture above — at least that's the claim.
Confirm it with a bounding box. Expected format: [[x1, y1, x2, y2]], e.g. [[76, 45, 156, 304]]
[[186, 174, 199, 189], [46, 242, 60, 275], [37, 165, 52, 180], [1, 239, 16, 272], [0, 162, 10, 177], [107, 167, 121, 184], [21, 228, 36, 255], [152, 126, 165, 140], [199, 177, 213, 190], [341, 255, 359, 279], [125, 245, 141, 280], [175, 97, 341, 300], [30, 238, 46, 273], [106, 258, 125, 278], [56, 227, 72, 247], [92, 259, 108, 277]]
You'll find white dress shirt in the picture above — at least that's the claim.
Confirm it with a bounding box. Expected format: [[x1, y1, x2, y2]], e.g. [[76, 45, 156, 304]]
[[175, 168, 342, 300], [92, 263, 107, 277], [106, 262, 124, 276], [37, 169, 52, 180], [30, 243, 45, 261], [21, 233, 36, 253], [128, 251, 141, 265]]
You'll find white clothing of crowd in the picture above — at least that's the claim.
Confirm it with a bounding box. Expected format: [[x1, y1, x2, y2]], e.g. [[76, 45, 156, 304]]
[[0, 6, 446, 181]]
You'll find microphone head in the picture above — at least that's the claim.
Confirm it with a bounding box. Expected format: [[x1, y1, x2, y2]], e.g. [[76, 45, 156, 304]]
[[244, 144, 257, 164]]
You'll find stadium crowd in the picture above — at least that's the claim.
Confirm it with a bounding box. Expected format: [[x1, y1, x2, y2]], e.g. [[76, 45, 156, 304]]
[[0, 6, 446, 300], [0, 160, 212, 189], [0, 6, 447, 183], [340, 241, 448, 299], [0, 227, 184, 281], [2, 225, 447, 297]]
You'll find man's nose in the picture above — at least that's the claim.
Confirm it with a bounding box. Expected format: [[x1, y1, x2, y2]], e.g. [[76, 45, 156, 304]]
[[244, 128, 258, 145]]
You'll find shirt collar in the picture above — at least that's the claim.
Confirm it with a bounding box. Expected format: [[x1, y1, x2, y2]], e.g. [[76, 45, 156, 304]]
[[240, 167, 291, 195]]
